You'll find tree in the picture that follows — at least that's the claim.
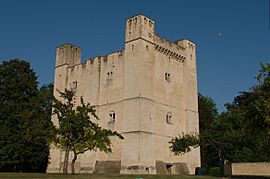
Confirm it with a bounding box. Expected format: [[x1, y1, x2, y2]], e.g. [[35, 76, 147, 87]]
[[198, 94, 219, 168], [255, 63, 270, 135], [169, 63, 270, 173], [34, 84, 55, 171], [218, 63, 270, 162], [169, 93, 220, 169], [53, 89, 124, 174], [169, 133, 199, 155], [0, 59, 54, 172]]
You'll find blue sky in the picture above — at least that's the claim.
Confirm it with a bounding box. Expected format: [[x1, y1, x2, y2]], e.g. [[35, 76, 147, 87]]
[[0, 0, 269, 111]]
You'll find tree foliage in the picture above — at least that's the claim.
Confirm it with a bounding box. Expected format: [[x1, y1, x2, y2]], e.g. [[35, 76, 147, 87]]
[[0, 59, 54, 172], [169, 63, 270, 171], [53, 89, 124, 174], [169, 133, 199, 155], [218, 63, 270, 162], [197, 94, 219, 168], [198, 93, 219, 133], [169, 93, 219, 169]]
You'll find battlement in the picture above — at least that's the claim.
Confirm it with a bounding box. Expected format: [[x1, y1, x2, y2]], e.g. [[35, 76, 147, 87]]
[[55, 15, 196, 69], [154, 35, 186, 62], [55, 43, 81, 67], [155, 35, 185, 50], [85, 49, 124, 65], [174, 38, 196, 49], [125, 14, 155, 43]]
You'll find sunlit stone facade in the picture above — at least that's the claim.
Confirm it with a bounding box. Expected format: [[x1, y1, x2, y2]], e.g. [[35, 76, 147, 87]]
[[47, 14, 200, 174]]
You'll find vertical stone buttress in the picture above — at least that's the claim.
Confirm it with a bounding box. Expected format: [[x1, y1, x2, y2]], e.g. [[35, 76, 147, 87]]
[[177, 39, 201, 173], [121, 15, 156, 174], [47, 44, 81, 173]]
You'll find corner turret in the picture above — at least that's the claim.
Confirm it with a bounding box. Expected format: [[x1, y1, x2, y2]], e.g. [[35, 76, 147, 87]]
[[125, 14, 155, 43], [55, 43, 81, 67]]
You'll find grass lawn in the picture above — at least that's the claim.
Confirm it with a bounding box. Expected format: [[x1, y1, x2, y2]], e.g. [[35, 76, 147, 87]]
[[0, 173, 220, 179]]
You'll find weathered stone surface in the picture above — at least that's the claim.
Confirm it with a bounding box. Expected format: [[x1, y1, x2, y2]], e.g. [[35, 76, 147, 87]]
[[232, 162, 270, 177], [156, 161, 167, 174], [223, 160, 232, 176], [47, 14, 200, 174], [156, 161, 189, 175], [174, 162, 189, 175], [93, 161, 121, 174]]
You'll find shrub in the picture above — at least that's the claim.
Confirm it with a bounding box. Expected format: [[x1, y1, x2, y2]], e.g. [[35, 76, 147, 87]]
[[209, 167, 220, 176]]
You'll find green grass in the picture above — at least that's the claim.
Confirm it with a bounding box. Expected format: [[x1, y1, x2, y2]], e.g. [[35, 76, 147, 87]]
[[0, 173, 220, 179]]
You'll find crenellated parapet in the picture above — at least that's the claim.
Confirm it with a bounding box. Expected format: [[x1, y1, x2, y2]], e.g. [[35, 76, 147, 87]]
[[154, 44, 186, 63], [154, 35, 186, 63], [84, 50, 124, 65], [55, 43, 81, 68], [125, 14, 155, 43]]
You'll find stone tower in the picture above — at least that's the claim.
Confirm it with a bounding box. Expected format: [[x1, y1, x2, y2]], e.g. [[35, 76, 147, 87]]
[[47, 14, 200, 174]]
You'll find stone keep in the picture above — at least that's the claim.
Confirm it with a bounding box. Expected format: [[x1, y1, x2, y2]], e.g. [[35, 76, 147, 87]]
[[47, 14, 200, 174]]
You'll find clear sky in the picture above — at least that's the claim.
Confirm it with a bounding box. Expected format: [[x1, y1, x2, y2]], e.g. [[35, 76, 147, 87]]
[[0, 0, 269, 111]]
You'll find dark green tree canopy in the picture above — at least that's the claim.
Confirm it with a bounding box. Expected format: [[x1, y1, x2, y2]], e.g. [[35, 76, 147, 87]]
[[198, 93, 218, 132], [169, 63, 270, 172], [219, 63, 270, 162], [0, 59, 53, 172], [0, 59, 38, 103]]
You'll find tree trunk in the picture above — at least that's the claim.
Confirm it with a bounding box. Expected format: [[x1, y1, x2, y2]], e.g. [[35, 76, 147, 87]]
[[63, 148, 70, 174], [71, 153, 77, 174], [20, 159, 24, 173]]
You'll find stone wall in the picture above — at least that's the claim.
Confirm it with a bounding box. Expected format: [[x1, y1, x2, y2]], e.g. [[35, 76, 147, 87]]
[[232, 162, 270, 176], [47, 14, 200, 174], [155, 161, 189, 175], [93, 161, 121, 174]]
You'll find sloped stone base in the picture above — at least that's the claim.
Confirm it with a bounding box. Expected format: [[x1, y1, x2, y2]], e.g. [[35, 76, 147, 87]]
[[156, 160, 189, 174], [93, 160, 121, 174]]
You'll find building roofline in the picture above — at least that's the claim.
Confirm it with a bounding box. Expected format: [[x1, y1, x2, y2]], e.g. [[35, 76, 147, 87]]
[[56, 43, 81, 49], [86, 49, 124, 60], [126, 14, 155, 22], [174, 38, 196, 44]]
